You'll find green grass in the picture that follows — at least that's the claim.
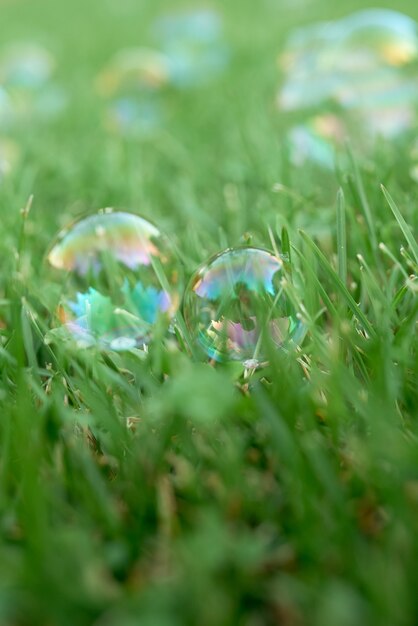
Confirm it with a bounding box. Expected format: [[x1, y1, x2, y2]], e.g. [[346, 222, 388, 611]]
[[1, 0, 418, 624]]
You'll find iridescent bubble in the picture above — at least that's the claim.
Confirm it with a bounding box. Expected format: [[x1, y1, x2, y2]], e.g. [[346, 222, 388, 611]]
[[0, 42, 67, 125], [47, 210, 180, 351], [183, 247, 303, 363], [104, 95, 163, 137], [96, 48, 170, 97], [96, 48, 168, 137], [0, 42, 54, 90], [287, 114, 345, 169], [278, 9, 418, 165], [153, 9, 229, 88]]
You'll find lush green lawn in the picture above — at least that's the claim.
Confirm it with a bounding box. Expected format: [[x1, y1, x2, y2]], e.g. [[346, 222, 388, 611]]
[[1, 0, 418, 624]]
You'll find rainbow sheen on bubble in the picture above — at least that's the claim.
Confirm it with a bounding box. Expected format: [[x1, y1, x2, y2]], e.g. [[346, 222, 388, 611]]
[[96, 48, 168, 137], [183, 247, 303, 363], [48, 210, 179, 351], [0, 43, 54, 89], [153, 8, 229, 88], [278, 9, 418, 166], [0, 42, 66, 126]]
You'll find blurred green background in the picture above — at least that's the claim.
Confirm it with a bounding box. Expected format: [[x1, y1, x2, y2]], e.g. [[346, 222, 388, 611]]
[[1, 1, 418, 625]]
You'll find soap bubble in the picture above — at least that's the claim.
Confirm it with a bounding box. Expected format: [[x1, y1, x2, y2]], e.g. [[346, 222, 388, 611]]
[[278, 9, 418, 166], [287, 114, 345, 169], [183, 247, 303, 363], [0, 42, 54, 90], [96, 48, 168, 137], [153, 8, 229, 88], [0, 42, 67, 125], [47, 210, 180, 351], [96, 47, 170, 97]]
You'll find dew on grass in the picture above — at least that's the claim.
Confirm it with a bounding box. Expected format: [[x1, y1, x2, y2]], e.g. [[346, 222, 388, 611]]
[[183, 247, 303, 363], [48, 210, 180, 351], [153, 8, 229, 88], [278, 9, 418, 165]]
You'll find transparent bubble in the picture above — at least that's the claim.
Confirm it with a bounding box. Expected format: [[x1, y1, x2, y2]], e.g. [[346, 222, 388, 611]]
[[278, 9, 418, 164], [0, 43, 66, 126], [0, 43, 54, 90], [47, 210, 180, 351], [104, 95, 164, 137], [287, 115, 345, 169], [96, 48, 168, 137], [153, 9, 229, 88], [183, 247, 303, 363], [96, 48, 170, 97]]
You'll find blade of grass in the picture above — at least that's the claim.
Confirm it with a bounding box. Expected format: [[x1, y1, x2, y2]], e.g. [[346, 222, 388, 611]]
[[299, 230, 375, 338], [336, 188, 347, 285], [346, 142, 378, 252], [381, 185, 418, 266]]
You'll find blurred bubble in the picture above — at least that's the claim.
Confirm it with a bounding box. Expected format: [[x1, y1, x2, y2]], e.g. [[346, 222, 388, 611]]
[[183, 247, 303, 363], [0, 42, 54, 89], [0, 42, 67, 125], [96, 47, 170, 97], [287, 114, 345, 169], [104, 95, 163, 137], [153, 8, 229, 88], [47, 210, 180, 351], [278, 9, 418, 165], [96, 48, 168, 137]]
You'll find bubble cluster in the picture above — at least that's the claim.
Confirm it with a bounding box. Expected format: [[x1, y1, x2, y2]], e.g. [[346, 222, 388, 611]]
[[278, 9, 418, 166], [48, 210, 180, 351], [183, 247, 303, 363]]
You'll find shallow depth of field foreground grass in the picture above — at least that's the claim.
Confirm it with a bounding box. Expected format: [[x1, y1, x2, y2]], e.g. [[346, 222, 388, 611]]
[[1, 0, 418, 624]]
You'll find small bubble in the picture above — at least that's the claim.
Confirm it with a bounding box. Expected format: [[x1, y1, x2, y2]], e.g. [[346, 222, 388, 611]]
[[183, 247, 304, 362], [47, 211, 181, 351]]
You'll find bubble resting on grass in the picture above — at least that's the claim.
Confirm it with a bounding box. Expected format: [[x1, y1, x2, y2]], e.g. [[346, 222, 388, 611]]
[[48, 210, 179, 351], [278, 9, 418, 166], [183, 247, 303, 363]]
